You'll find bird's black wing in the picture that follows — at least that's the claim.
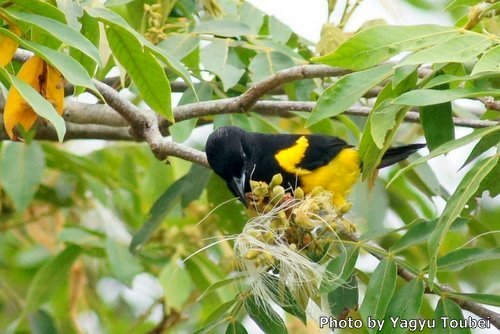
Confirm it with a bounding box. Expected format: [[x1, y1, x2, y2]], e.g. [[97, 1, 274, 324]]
[[296, 135, 352, 171]]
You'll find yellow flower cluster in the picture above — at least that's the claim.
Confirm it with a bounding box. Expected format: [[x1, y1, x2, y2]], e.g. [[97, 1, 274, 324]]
[[233, 174, 356, 306]]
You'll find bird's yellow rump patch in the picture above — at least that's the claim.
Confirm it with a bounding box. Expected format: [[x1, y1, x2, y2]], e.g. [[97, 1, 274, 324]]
[[300, 148, 360, 208], [274, 136, 311, 175]]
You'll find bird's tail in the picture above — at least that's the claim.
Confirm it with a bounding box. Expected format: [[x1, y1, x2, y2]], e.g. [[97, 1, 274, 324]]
[[378, 144, 426, 168]]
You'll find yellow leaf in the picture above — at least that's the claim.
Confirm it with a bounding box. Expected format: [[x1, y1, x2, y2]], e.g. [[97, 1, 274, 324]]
[[0, 25, 21, 67], [46, 64, 64, 115], [3, 56, 44, 139]]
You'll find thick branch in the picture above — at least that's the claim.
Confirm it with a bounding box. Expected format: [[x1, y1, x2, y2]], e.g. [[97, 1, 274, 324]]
[[236, 65, 351, 111], [0, 117, 133, 141], [63, 101, 128, 127], [92, 80, 209, 167]]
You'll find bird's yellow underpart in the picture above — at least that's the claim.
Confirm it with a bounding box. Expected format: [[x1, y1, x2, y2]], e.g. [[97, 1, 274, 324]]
[[274, 137, 361, 208], [300, 148, 360, 208], [274, 136, 311, 175]]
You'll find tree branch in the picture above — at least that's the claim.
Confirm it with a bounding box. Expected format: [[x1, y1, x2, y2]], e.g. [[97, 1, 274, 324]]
[[479, 97, 500, 112], [347, 235, 500, 329], [2, 59, 498, 165], [1, 100, 496, 142], [0, 115, 133, 141], [63, 101, 128, 127], [251, 101, 499, 129], [92, 80, 209, 167]]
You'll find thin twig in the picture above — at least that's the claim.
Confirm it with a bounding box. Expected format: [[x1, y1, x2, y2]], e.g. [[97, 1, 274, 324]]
[[346, 234, 500, 329]]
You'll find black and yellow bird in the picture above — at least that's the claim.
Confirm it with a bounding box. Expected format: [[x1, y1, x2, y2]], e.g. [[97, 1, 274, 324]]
[[205, 126, 425, 207]]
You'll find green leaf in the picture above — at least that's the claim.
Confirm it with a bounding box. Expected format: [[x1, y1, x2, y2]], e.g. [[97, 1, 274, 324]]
[[360, 259, 397, 333], [420, 84, 455, 151], [58, 227, 104, 249], [445, 0, 483, 11], [427, 155, 499, 288], [469, 159, 500, 202], [434, 299, 471, 334], [105, 0, 136, 6], [55, 0, 83, 30], [0, 28, 96, 91], [70, 12, 100, 79], [401, 33, 491, 65], [106, 25, 173, 122], [105, 238, 142, 285], [193, 20, 252, 37], [381, 279, 424, 334], [249, 51, 295, 83], [201, 39, 245, 91], [160, 259, 193, 313], [371, 103, 403, 149], [254, 40, 305, 62], [447, 292, 500, 307], [461, 130, 500, 168], [392, 65, 418, 89], [206, 173, 246, 234], [328, 274, 358, 318], [158, 34, 200, 60], [312, 25, 458, 70], [129, 176, 184, 252], [202, 298, 238, 327], [225, 321, 248, 334], [393, 87, 500, 106], [130, 165, 211, 252], [180, 165, 211, 207], [239, 2, 264, 34], [388, 126, 500, 186], [24, 246, 81, 315], [0, 67, 66, 142], [390, 220, 435, 253], [307, 64, 393, 126], [437, 247, 500, 271], [86, 7, 194, 100], [146, 43, 196, 98], [12, 0, 66, 22], [359, 75, 417, 179], [3, 9, 101, 66], [471, 45, 500, 76], [320, 245, 359, 293], [0, 143, 45, 213], [86, 6, 129, 26], [244, 297, 288, 334], [424, 74, 468, 89], [197, 276, 244, 302], [28, 309, 58, 334], [269, 16, 293, 44]]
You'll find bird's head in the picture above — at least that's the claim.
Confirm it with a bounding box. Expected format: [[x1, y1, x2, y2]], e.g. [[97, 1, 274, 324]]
[[205, 126, 248, 206]]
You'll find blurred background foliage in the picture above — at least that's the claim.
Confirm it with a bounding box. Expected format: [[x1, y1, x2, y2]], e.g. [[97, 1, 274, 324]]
[[0, 0, 499, 333]]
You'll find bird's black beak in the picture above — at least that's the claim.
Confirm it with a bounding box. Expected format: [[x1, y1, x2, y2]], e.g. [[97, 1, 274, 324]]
[[228, 173, 247, 207]]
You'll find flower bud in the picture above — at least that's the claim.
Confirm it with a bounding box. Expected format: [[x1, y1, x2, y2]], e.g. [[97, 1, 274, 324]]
[[310, 186, 324, 197], [294, 187, 304, 199], [269, 173, 283, 188], [270, 186, 285, 203], [244, 249, 260, 260]]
